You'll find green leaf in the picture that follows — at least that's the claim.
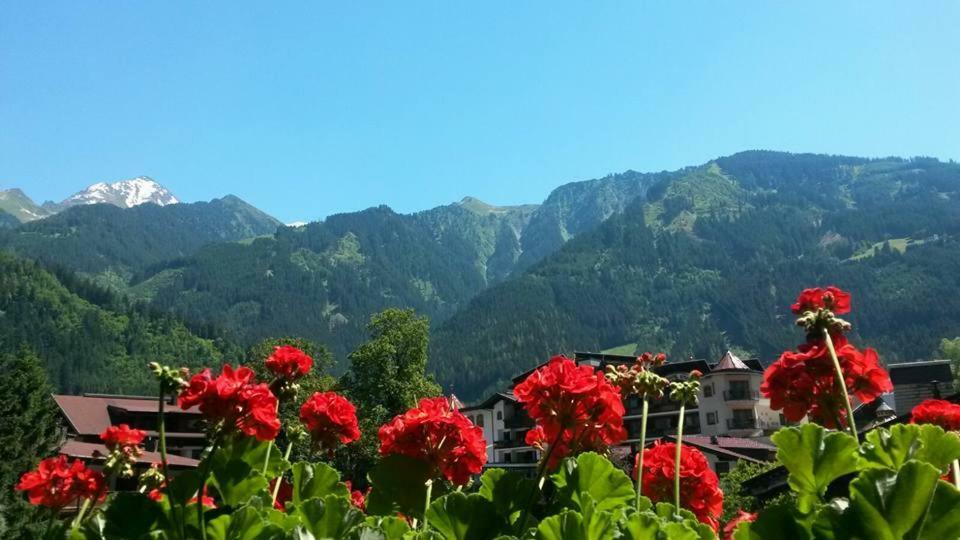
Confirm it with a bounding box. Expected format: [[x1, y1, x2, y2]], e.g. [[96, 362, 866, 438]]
[[771, 424, 860, 513], [291, 461, 350, 507], [861, 424, 960, 474], [917, 481, 960, 540], [618, 510, 663, 539], [549, 452, 634, 514], [847, 460, 941, 540], [425, 492, 508, 540], [345, 516, 412, 540], [167, 470, 202, 507], [366, 454, 434, 519], [101, 492, 164, 539], [732, 505, 813, 540], [291, 494, 365, 539], [535, 510, 590, 540], [214, 434, 292, 480], [205, 506, 286, 540], [477, 468, 537, 525], [207, 455, 270, 507]]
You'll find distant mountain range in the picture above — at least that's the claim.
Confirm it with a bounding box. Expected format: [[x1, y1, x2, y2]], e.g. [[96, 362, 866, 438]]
[[2, 151, 960, 399], [0, 177, 179, 223]]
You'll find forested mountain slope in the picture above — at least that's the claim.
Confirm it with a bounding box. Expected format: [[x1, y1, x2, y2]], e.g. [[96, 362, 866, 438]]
[[0, 253, 235, 394], [0, 195, 281, 285], [430, 152, 960, 400]]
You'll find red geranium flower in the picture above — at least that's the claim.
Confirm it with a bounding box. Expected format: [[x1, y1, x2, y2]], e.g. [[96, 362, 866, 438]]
[[911, 399, 960, 431], [378, 397, 487, 485], [791, 286, 851, 315], [723, 510, 757, 540], [16, 456, 106, 508], [762, 338, 891, 428], [345, 480, 368, 511], [265, 345, 313, 380], [635, 442, 723, 531], [300, 392, 361, 449], [179, 365, 281, 441], [269, 478, 293, 511], [101, 424, 146, 452], [514, 355, 626, 467]]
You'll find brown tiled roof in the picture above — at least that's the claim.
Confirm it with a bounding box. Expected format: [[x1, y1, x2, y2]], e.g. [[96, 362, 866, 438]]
[[662, 435, 774, 462], [54, 395, 200, 436], [60, 439, 199, 468]]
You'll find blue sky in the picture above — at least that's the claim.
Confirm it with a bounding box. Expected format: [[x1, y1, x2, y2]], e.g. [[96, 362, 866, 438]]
[[2, 2, 958, 223]]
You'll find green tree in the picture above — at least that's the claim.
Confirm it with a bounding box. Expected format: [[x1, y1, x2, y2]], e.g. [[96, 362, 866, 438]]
[[939, 337, 960, 388], [0, 347, 63, 538], [336, 309, 441, 485], [719, 459, 792, 523]]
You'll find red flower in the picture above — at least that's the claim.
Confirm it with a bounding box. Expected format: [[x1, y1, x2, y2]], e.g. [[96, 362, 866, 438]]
[[762, 339, 891, 428], [265, 345, 313, 380], [911, 399, 960, 431], [635, 442, 723, 531], [270, 478, 293, 511], [514, 355, 626, 467], [178, 365, 281, 441], [345, 480, 368, 511], [16, 456, 106, 508], [791, 286, 851, 315], [100, 424, 146, 452], [378, 397, 487, 485], [723, 510, 757, 540], [300, 392, 361, 449]]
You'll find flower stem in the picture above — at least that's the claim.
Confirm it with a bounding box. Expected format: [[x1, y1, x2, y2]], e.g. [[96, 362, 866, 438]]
[[674, 403, 685, 514], [822, 329, 858, 441], [196, 439, 221, 540], [158, 384, 185, 540], [421, 479, 434, 530], [515, 428, 565, 533], [70, 497, 92, 532], [953, 459, 960, 489], [636, 396, 649, 510], [270, 443, 295, 506]]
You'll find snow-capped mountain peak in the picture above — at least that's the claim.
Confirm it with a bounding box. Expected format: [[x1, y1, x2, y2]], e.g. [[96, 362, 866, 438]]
[[62, 177, 179, 209]]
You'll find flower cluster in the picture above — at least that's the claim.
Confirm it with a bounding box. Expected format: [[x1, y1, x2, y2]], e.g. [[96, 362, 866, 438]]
[[178, 365, 281, 441], [635, 442, 723, 531], [762, 337, 892, 427], [265, 345, 313, 381], [16, 455, 105, 508], [605, 352, 670, 399], [100, 424, 146, 477], [378, 397, 487, 485], [762, 287, 892, 428], [515, 355, 626, 467], [911, 399, 960, 431], [149, 485, 216, 508], [299, 391, 361, 451]]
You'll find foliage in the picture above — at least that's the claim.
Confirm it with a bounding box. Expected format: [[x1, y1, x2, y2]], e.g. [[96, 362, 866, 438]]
[[718, 460, 786, 523], [0, 347, 63, 539], [335, 309, 442, 485], [0, 252, 235, 393]]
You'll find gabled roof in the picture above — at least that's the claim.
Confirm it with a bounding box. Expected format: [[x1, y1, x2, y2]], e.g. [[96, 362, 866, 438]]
[[461, 392, 515, 411], [712, 351, 753, 372], [60, 439, 199, 468], [54, 394, 200, 436], [660, 435, 770, 463]]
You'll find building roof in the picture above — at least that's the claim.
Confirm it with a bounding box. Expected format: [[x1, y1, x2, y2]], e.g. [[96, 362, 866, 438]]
[[660, 435, 768, 463], [60, 439, 199, 468], [461, 392, 516, 411], [710, 351, 757, 373], [887, 360, 953, 385], [54, 394, 200, 436]]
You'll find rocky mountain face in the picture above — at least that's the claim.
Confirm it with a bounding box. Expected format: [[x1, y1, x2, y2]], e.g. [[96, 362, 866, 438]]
[[43, 177, 179, 213]]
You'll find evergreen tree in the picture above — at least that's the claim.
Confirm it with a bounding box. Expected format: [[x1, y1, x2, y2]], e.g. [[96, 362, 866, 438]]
[[0, 347, 63, 538]]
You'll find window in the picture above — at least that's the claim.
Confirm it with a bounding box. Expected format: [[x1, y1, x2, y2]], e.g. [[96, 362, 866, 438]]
[[476, 415, 484, 427], [706, 412, 717, 425], [704, 385, 714, 398], [496, 411, 503, 420]]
